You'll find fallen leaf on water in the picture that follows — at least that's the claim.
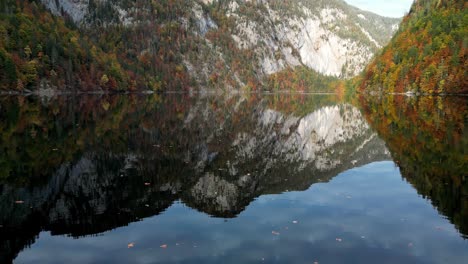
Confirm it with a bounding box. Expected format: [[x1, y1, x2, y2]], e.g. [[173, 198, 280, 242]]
[[15, 200, 25, 204], [336, 238, 343, 242], [272, 231, 280, 235], [292, 221, 298, 224], [160, 244, 167, 249], [145, 204, 149, 207], [101, 101, 110, 111], [127, 243, 135, 248], [144, 182, 151, 186]]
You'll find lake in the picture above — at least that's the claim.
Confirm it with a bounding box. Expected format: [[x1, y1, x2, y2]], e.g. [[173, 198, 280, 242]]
[[0, 93, 467, 264]]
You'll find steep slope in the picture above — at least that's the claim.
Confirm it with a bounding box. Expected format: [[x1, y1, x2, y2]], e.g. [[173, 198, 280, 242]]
[[30, 0, 399, 91], [222, 0, 399, 77], [359, 0, 467, 94], [0, 0, 133, 91]]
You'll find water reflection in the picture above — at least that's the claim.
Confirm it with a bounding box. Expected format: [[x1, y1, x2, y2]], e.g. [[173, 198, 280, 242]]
[[360, 95, 468, 238], [0, 94, 466, 263]]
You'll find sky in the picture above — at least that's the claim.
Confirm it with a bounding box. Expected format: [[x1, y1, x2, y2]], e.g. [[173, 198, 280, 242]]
[[344, 0, 414, 18]]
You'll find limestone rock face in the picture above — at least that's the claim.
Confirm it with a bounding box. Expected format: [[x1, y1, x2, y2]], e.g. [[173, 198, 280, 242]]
[[41, 0, 90, 23]]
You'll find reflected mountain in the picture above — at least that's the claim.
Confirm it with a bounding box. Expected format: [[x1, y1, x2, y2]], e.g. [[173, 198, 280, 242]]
[[0, 94, 390, 262], [360, 95, 468, 239]]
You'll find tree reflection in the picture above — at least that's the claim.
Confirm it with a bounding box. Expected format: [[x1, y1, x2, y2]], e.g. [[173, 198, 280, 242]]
[[360, 94, 468, 238]]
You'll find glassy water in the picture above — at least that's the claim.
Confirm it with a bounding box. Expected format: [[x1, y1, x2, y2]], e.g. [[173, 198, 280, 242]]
[[0, 94, 466, 264]]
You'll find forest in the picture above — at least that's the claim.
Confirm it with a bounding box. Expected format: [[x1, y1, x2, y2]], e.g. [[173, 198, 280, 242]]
[[0, 0, 134, 91], [359, 0, 467, 94], [0, 0, 271, 92]]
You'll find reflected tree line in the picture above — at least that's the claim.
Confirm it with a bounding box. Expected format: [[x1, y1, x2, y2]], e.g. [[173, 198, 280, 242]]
[[360, 95, 468, 238]]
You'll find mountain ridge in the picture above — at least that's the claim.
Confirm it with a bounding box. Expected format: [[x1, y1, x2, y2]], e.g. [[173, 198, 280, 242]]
[[1, 0, 400, 92]]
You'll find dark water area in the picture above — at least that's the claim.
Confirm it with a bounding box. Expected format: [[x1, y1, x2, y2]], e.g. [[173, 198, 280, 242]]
[[0, 93, 466, 264]]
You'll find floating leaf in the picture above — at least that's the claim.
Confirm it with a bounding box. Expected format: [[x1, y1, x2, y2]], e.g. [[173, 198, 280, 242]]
[[160, 244, 167, 249], [15, 200, 25, 204], [272, 231, 280, 235], [101, 101, 110, 111], [292, 221, 298, 224], [336, 238, 343, 242], [127, 243, 135, 248], [144, 182, 151, 186]]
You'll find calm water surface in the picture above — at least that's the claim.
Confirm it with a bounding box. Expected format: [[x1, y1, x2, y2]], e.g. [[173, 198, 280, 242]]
[[0, 94, 466, 264]]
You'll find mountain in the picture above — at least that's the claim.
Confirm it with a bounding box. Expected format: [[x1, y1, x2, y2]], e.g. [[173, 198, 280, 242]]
[[1, 0, 399, 92], [359, 0, 467, 94]]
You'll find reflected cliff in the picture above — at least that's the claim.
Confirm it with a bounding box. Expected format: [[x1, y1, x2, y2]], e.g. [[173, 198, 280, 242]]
[[360, 95, 468, 238], [0, 93, 390, 261]]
